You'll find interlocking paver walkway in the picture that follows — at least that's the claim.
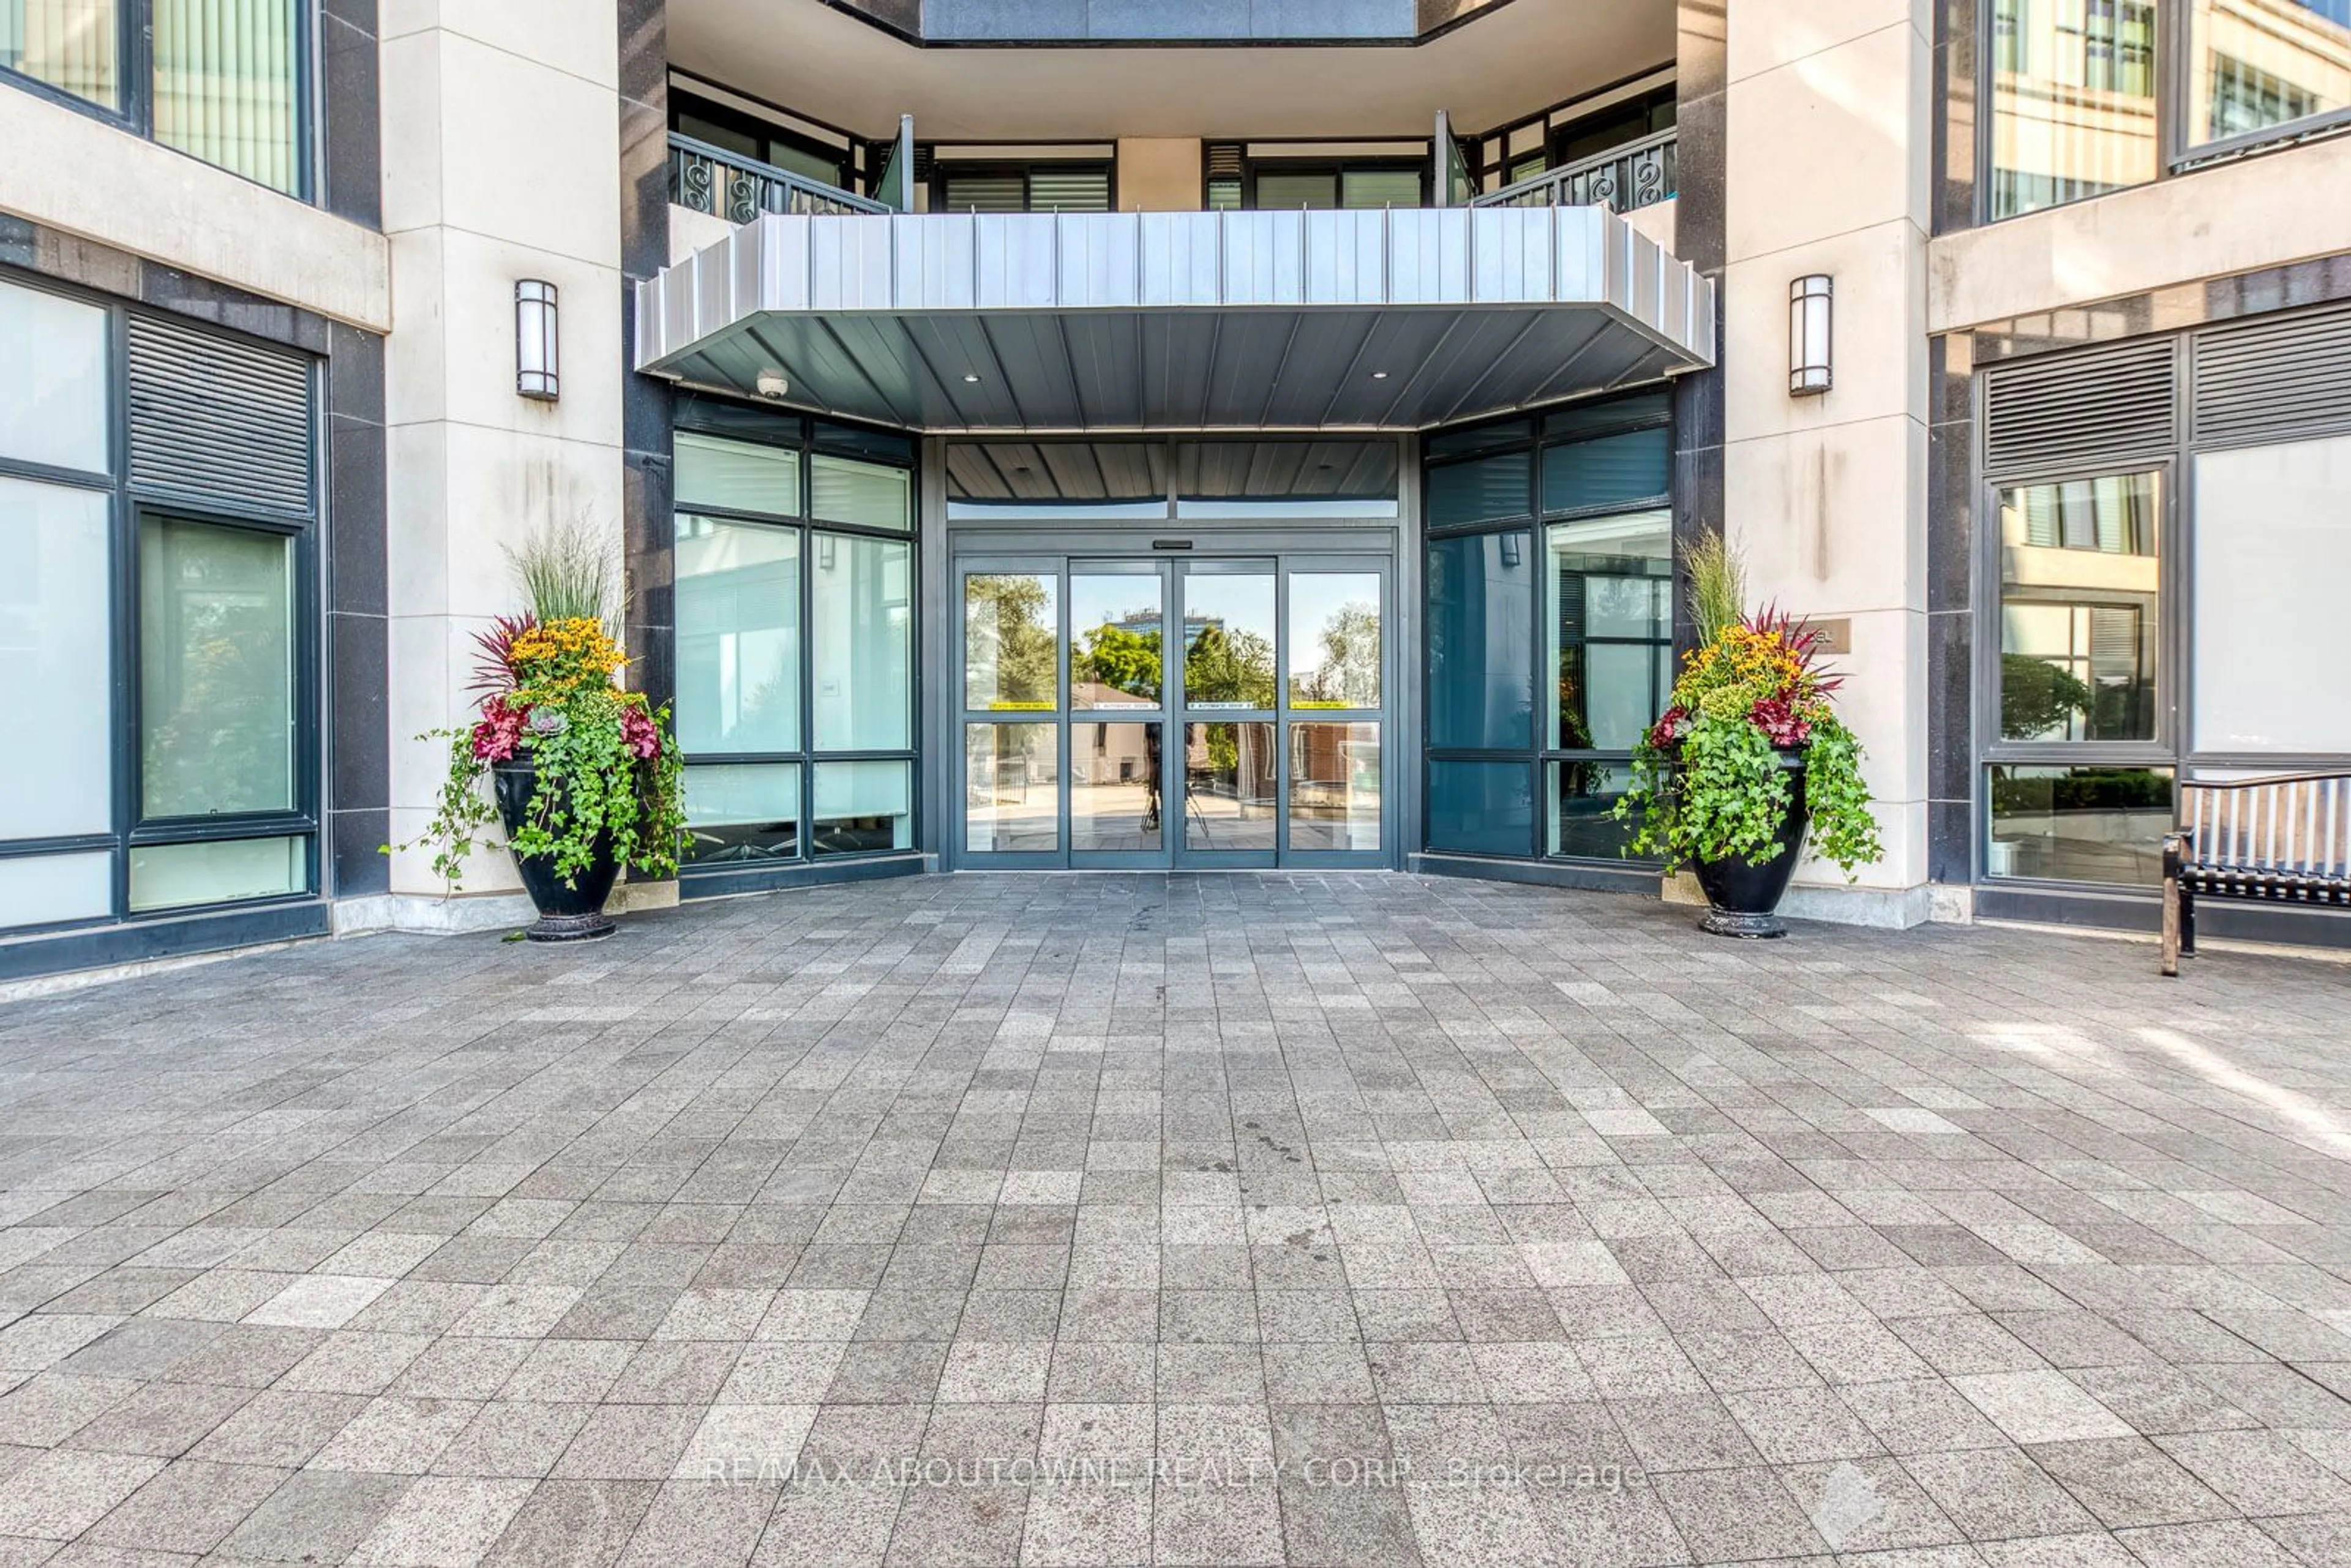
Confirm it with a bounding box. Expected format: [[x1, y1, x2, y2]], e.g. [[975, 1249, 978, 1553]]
[[1, 871, 2349, 1565]]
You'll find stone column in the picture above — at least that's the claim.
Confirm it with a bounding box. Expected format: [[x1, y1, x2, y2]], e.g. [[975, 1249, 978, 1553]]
[[380, 4, 630, 912], [1719, 0, 1938, 923]]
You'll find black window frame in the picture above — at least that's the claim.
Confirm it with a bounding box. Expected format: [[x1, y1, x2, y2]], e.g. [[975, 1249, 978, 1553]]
[[669, 87, 855, 193], [0, 0, 318, 202], [1421, 388, 1674, 866], [671, 396, 921, 876], [0, 266, 323, 936], [930, 159, 1116, 214], [1237, 156, 1430, 211]]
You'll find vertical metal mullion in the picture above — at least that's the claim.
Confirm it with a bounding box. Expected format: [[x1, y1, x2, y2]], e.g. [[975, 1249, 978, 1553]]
[[799, 520, 814, 861], [1056, 556, 1071, 866], [1274, 553, 1289, 862], [110, 304, 137, 921]]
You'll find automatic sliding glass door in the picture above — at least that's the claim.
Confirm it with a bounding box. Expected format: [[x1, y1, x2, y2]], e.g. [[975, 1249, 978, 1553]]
[[1175, 561, 1279, 866], [957, 550, 1389, 869]]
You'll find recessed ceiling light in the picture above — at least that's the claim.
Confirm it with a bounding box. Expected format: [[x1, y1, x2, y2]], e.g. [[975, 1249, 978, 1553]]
[[962, 373, 981, 383], [1371, 370, 1390, 380]]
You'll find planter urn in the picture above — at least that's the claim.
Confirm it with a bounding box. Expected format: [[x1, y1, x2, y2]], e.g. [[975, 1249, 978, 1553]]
[[1690, 756, 1810, 939], [491, 752, 620, 942]]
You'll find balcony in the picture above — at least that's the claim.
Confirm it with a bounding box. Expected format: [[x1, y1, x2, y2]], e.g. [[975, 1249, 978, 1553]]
[[1472, 128, 1677, 216], [669, 134, 891, 222]]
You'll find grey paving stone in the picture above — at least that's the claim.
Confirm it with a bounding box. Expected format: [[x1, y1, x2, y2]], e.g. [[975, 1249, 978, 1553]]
[[2, 876, 2350, 1564]]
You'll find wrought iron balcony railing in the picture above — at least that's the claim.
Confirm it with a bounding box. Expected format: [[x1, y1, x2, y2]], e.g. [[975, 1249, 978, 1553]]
[[669, 134, 892, 221], [1471, 128, 1678, 215]]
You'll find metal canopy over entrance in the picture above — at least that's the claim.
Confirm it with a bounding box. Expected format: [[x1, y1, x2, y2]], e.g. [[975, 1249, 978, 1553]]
[[634, 206, 1714, 432]]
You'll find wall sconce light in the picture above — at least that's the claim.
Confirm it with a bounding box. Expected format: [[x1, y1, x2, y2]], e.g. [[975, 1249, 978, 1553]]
[[1789, 274, 1832, 397], [516, 280, 560, 402], [1499, 534, 1523, 568], [819, 534, 838, 571]]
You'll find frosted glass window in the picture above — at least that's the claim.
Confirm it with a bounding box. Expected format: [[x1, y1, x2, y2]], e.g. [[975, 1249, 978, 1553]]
[[129, 835, 304, 910], [683, 762, 800, 863], [674, 516, 801, 755], [0, 0, 120, 108], [0, 851, 112, 928], [812, 533, 911, 751], [0, 478, 113, 839], [139, 517, 296, 818], [677, 433, 801, 516], [2194, 435, 2351, 753], [810, 454, 911, 531], [0, 280, 109, 475], [813, 760, 912, 855]]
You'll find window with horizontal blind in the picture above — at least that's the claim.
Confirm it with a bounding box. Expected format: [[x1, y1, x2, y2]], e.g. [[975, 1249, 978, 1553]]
[[936, 163, 1111, 213], [0, 272, 320, 936], [2, 0, 310, 197]]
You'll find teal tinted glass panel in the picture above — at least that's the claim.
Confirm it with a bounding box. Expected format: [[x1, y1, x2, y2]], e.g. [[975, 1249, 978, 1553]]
[[1543, 392, 1671, 440], [1427, 453, 1532, 529], [1428, 759, 1533, 857], [1426, 419, 1531, 460], [1542, 428, 1671, 514], [1426, 531, 1534, 751]]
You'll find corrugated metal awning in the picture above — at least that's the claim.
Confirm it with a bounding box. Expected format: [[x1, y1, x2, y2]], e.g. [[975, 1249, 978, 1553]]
[[634, 206, 1713, 432]]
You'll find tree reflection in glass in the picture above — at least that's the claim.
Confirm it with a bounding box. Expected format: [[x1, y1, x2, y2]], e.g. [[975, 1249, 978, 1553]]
[[964, 572, 1059, 711]]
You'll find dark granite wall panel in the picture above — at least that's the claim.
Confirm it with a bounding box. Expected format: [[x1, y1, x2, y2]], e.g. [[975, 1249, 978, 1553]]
[[621, 0, 677, 717], [1671, 0, 1728, 653], [321, 0, 381, 227], [326, 321, 390, 898], [1935, 0, 1977, 236]]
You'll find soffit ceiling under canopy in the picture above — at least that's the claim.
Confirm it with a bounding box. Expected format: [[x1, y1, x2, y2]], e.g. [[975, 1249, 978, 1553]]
[[634, 206, 1714, 435], [667, 0, 1673, 140]]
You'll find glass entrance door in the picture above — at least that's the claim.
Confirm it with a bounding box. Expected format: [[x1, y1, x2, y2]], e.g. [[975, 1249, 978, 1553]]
[[958, 552, 1389, 869]]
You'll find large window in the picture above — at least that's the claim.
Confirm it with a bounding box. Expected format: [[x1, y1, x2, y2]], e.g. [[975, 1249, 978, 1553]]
[[1979, 310, 2351, 896], [1985, 0, 2351, 221], [2189, 0, 2351, 152], [673, 404, 916, 876], [1, 0, 307, 195], [2191, 433, 2351, 753], [1422, 389, 1673, 864], [0, 272, 318, 932]]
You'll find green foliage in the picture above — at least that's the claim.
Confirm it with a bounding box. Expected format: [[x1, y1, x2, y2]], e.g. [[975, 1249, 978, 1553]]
[[969, 575, 1059, 707], [399, 727, 501, 885], [1620, 710, 1884, 877], [509, 522, 618, 632], [1801, 719, 1884, 874], [1074, 623, 1163, 700], [1296, 602, 1381, 707], [503, 692, 688, 885], [1682, 533, 1746, 647], [1999, 652, 2094, 740], [1184, 623, 1276, 708]]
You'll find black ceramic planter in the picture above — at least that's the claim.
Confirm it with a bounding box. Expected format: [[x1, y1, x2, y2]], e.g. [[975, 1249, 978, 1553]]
[[1691, 759, 1810, 939], [492, 754, 619, 942]]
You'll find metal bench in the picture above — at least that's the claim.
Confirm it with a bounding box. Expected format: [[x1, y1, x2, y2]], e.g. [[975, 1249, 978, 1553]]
[[2162, 772, 2351, 976]]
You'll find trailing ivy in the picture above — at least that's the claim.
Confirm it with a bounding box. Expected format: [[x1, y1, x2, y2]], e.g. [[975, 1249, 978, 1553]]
[[1616, 602, 1885, 879]]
